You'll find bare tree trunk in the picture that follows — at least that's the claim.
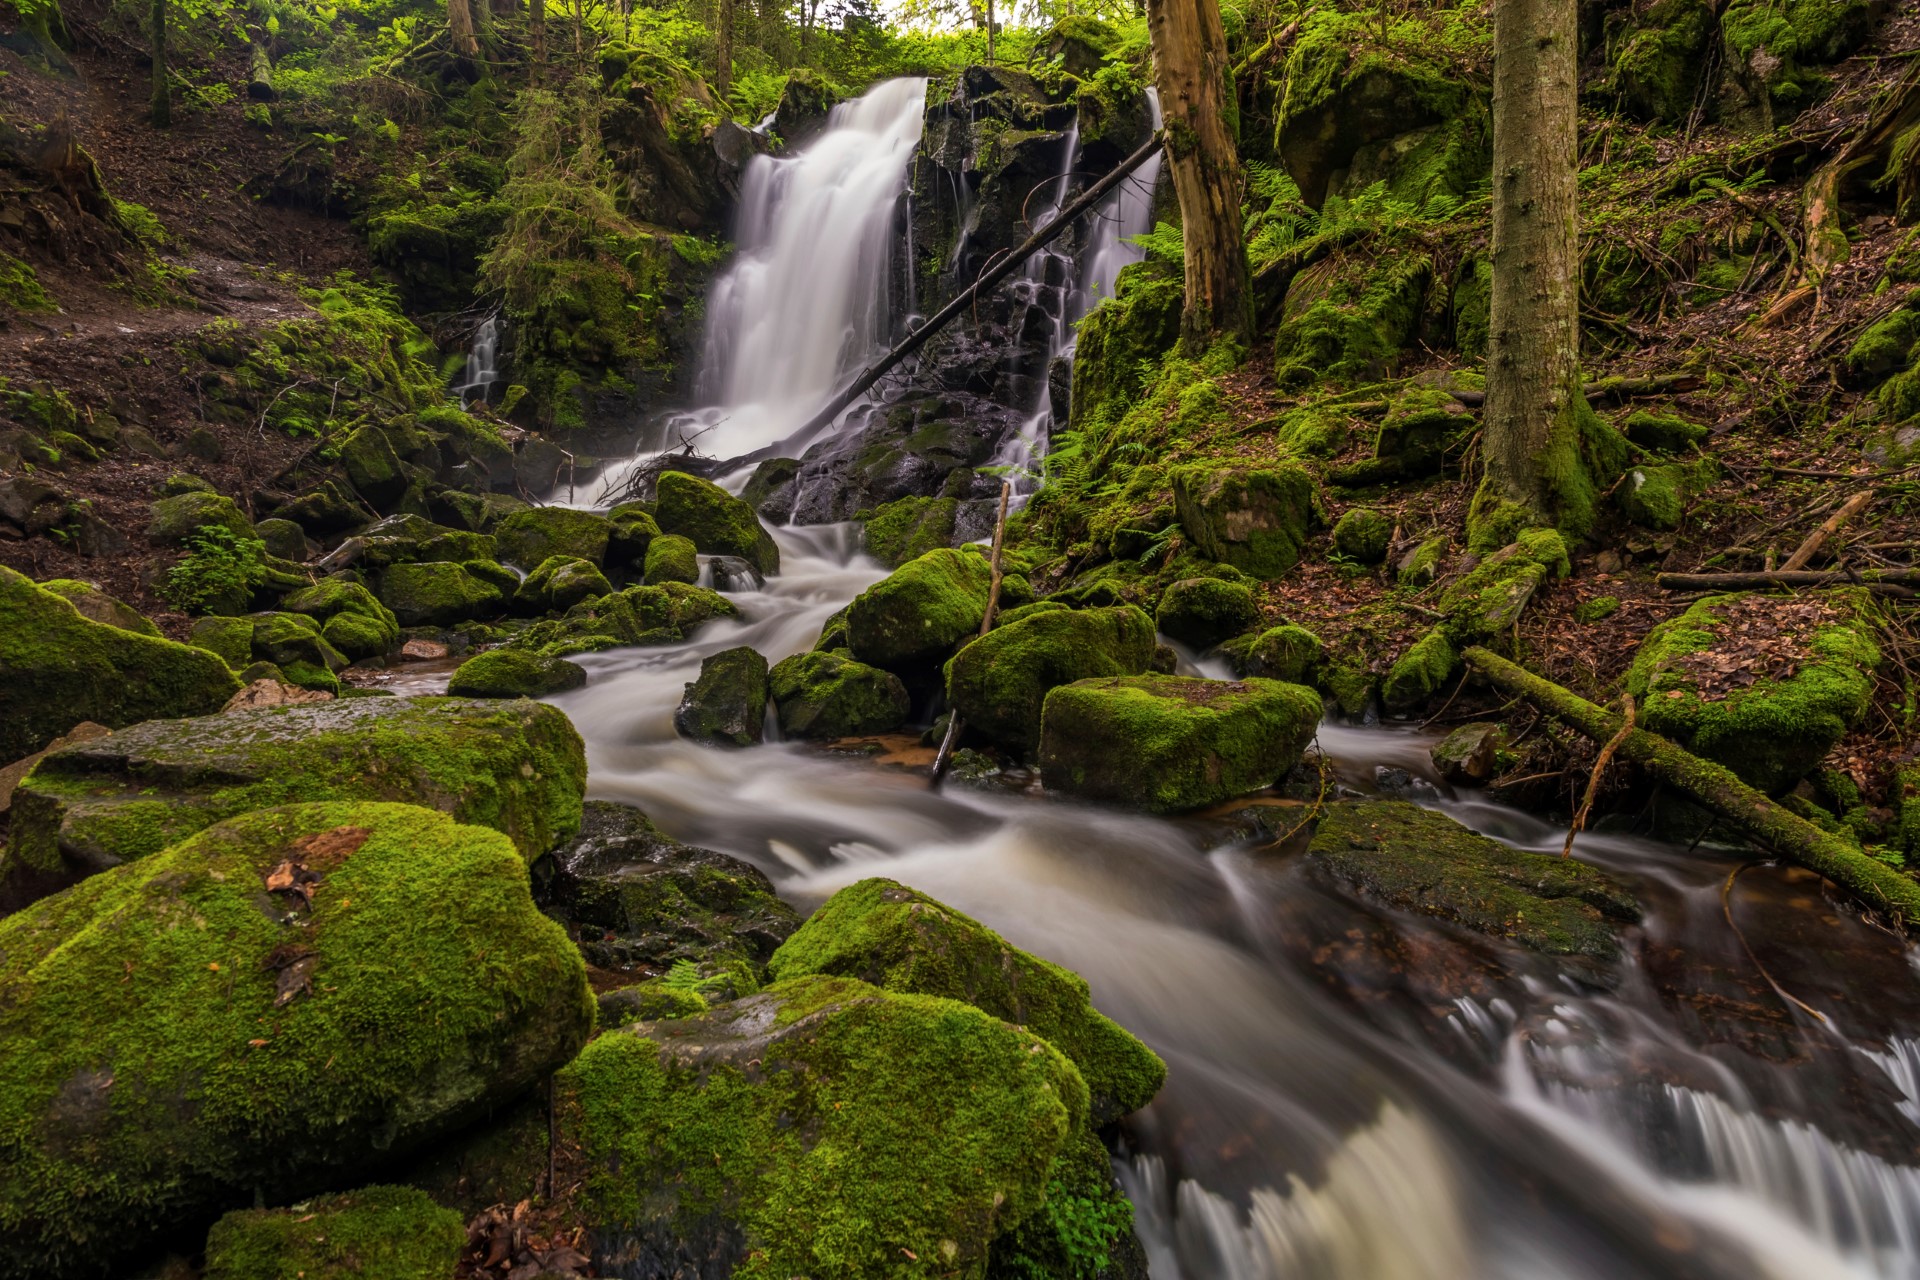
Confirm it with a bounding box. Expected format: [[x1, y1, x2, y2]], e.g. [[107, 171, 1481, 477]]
[[1146, 0, 1251, 350], [448, 0, 481, 59], [149, 0, 169, 127], [716, 0, 733, 97], [1481, 0, 1584, 536], [530, 0, 545, 76], [986, 0, 996, 65]]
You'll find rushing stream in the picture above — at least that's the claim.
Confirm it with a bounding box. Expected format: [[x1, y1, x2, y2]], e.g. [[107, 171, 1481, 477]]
[[509, 77, 1920, 1278]]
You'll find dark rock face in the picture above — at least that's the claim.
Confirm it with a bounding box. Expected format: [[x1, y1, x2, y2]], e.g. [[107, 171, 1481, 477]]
[[674, 646, 770, 748]]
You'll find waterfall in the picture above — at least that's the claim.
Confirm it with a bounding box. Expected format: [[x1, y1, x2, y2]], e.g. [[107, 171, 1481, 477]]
[[690, 77, 929, 460], [454, 316, 499, 408], [1076, 88, 1166, 319]]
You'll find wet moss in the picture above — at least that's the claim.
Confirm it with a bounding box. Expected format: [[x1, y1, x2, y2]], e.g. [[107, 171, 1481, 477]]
[[203, 1185, 465, 1280], [514, 555, 613, 614], [506, 582, 737, 657], [1153, 577, 1259, 649], [1380, 626, 1458, 713], [1437, 530, 1569, 643], [768, 650, 911, 739], [376, 561, 505, 627], [447, 647, 588, 698], [1221, 623, 1324, 682], [643, 533, 700, 586], [1068, 260, 1183, 437], [656, 471, 780, 577], [493, 507, 613, 568], [846, 548, 996, 671], [1271, 254, 1431, 389], [863, 495, 961, 568], [945, 606, 1156, 754]]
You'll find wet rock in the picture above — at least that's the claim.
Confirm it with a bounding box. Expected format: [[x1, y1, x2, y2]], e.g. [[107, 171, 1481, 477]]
[[862, 495, 959, 568], [0, 802, 592, 1279], [0, 722, 110, 816], [37, 579, 159, 635], [643, 533, 699, 585], [543, 800, 799, 981], [0, 566, 240, 764], [707, 555, 763, 592], [1431, 722, 1505, 786], [1039, 675, 1322, 813], [493, 506, 612, 569], [4, 695, 585, 904], [1220, 623, 1323, 682], [376, 561, 505, 627], [507, 582, 736, 658], [1332, 507, 1394, 564], [769, 877, 1165, 1125], [1304, 800, 1639, 963], [768, 650, 911, 739], [845, 547, 1023, 673], [946, 605, 1156, 754], [513, 554, 612, 614], [145, 490, 256, 547], [447, 647, 588, 698], [654, 470, 779, 577], [254, 516, 313, 561], [674, 646, 770, 748], [606, 502, 660, 569], [1171, 462, 1319, 579], [1154, 577, 1259, 650], [1371, 765, 1440, 800], [0, 476, 67, 535], [203, 1185, 466, 1280], [272, 480, 366, 537]]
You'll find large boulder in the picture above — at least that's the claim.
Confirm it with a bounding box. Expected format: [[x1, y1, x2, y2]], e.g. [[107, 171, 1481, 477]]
[[1437, 529, 1569, 642], [846, 547, 1021, 672], [493, 507, 613, 568], [1305, 801, 1638, 962], [606, 503, 661, 569], [675, 646, 770, 748], [447, 647, 589, 698], [513, 554, 613, 614], [555, 974, 1083, 1278], [1039, 675, 1322, 813], [1627, 590, 1880, 794], [0, 567, 240, 764], [655, 470, 779, 576], [37, 580, 159, 635], [508, 582, 737, 658], [862, 495, 960, 569], [4, 696, 585, 904], [643, 533, 700, 585], [329, 515, 496, 571], [376, 561, 505, 627], [945, 605, 1156, 754], [0, 802, 593, 1280], [768, 650, 911, 740], [338, 424, 410, 508], [768, 878, 1164, 1126], [1171, 463, 1318, 580], [1154, 577, 1259, 650], [203, 1185, 465, 1280], [146, 490, 256, 547]]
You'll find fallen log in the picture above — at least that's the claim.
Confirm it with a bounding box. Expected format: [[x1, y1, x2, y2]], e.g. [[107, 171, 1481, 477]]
[[1780, 488, 1874, 570], [1656, 568, 1920, 595], [1582, 372, 1704, 402], [1461, 646, 1920, 927]]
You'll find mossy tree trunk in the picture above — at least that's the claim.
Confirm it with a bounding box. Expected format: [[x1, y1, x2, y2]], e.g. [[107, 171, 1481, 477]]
[[715, 0, 732, 97], [530, 0, 545, 76], [1481, 0, 1588, 542], [149, 0, 169, 127], [1146, 0, 1251, 351], [447, 0, 480, 60]]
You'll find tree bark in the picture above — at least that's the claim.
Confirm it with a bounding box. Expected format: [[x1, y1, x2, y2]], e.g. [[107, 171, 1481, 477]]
[[248, 42, 275, 101], [530, 0, 545, 75], [715, 0, 733, 97], [1146, 0, 1251, 349], [448, 0, 480, 60], [149, 0, 169, 127], [1462, 647, 1920, 927], [1482, 0, 1583, 526]]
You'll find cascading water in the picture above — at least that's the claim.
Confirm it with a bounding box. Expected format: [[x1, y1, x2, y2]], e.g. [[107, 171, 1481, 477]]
[[453, 316, 500, 408]]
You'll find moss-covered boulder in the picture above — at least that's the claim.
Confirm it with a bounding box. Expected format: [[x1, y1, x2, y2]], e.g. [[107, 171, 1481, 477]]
[[1039, 675, 1323, 813], [446, 647, 588, 698], [1154, 577, 1259, 650], [1380, 626, 1459, 714], [846, 547, 997, 672], [863, 495, 960, 568], [1618, 460, 1716, 530], [337, 515, 496, 571], [5, 696, 585, 903], [254, 517, 311, 562], [279, 579, 400, 662], [769, 878, 1164, 1125], [545, 800, 800, 982], [1068, 260, 1183, 436], [146, 490, 255, 547], [38, 579, 160, 635], [0, 567, 241, 764], [945, 606, 1156, 754], [0, 802, 593, 1280], [1623, 409, 1709, 453], [249, 610, 349, 674], [769, 650, 911, 740], [655, 470, 780, 576], [1719, 0, 1879, 126], [493, 506, 612, 568], [555, 974, 1082, 1279], [643, 532, 700, 585], [507, 582, 737, 658], [675, 646, 770, 748], [513, 554, 613, 614], [1605, 0, 1718, 122], [1220, 623, 1322, 682], [1305, 801, 1638, 961], [1627, 591, 1880, 793], [1171, 463, 1318, 580], [606, 503, 661, 569], [1332, 508, 1393, 564], [1437, 529, 1569, 643], [376, 561, 504, 627], [338, 424, 411, 509], [203, 1185, 465, 1280]]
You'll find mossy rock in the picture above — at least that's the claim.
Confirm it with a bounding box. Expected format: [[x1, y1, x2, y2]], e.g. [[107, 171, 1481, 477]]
[[544, 800, 800, 979], [863, 495, 960, 568], [1171, 462, 1318, 580], [0, 567, 240, 764], [272, 481, 363, 537], [255, 517, 310, 562], [1271, 253, 1431, 389], [377, 561, 505, 628], [38, 579, 159, 635], [1039, 675, 1323, 814], [675, 646, 770, 748], [769, 650, 911, 740], [248, 611, 349, 674], [1380, 626, 1459, 714], [556, 974, 1082, 1279], [0, 802, 593, 1280], [1154, 577, 1259, 650], [146, 491, 256, 547], [769, 878, 1164, 1126], [1437, 530, 1569, 643], [505, 582, 737, 658], [1305, 800, 1638, 961], [446, 647, 588, 698], [1332, 508, 1393, 564], [1430, 721, 1505, 785], [1605, 0, 1718, 122], [514, 554, 613, 614], [1619, 460, 1717, 530], [1220, 623, 1323, 682], [845, 547, 996, 672], [5, 696, 585, 903], [338, 425, 410, 508], [493, 506, 613, 569], [1627, 591, 1880, 793], [655, 470, 780, 576], [343, 515, 496, 570], [944, 605, 1156, 754], [643, 533, 700, 586], [280, 579, 399, 643], [607, 503, 661, 569], [1069, 260, 1183, 436], [1719, 0, 1880, 125], [1622, 409, 1709, 453], [191, 613, 257, 668], [203, 1185, 465, 1280]]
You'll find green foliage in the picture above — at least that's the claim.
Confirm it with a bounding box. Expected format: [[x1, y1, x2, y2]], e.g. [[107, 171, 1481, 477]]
[[0, 254, 55, 312], [161, 526, 268, 615], [204, 1186, 465, 1280]]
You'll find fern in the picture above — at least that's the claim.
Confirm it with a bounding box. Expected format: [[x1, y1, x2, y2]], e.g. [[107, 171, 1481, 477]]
[[663, 959, 704, 993]]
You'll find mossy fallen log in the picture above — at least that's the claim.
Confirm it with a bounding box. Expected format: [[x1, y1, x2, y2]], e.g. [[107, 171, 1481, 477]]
[[1461, 646, 1920, 928]]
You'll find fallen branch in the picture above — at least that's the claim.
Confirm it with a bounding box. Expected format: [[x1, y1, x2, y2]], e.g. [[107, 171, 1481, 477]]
[[1582, 372, 1704, 402], [1656, 567, 1920, 594], [1560, 693, 1634, 858], [1780, 488, 1874, 570], [930, 480, 1012, 787], [1461, 647, 1920, 927]]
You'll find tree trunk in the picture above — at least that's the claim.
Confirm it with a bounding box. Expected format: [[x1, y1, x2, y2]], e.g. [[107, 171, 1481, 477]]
[[149, 0, 169, 127], [715, 0, 733, 97], [530, 0, 545, 75], [1146, 0, 1251, 350], [248, 41, 275, 101], [1481, 0, 1584, 534], [490, 0, 514, 16], [448, 0, 480, 59]]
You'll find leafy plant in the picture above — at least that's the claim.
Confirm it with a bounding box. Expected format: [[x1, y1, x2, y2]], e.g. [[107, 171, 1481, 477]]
[[161, 526, 268, 615]]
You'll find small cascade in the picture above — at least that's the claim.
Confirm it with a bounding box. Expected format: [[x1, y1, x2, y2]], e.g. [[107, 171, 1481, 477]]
[[1077, 88, 1166, 318], [453, 316, 500, 408]]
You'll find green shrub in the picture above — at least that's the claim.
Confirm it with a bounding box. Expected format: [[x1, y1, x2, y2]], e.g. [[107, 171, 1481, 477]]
[[161, 527, 268, 615]]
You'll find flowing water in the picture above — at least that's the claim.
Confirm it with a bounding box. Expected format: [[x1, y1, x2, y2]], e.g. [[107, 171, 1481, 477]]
[[454, 316, 500, 408]]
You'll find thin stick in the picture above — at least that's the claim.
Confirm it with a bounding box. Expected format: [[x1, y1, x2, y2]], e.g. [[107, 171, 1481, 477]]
[[1780, 488, 1874, 570], [1560, 693, 1634, 858], [930, 480, 1012, 786]]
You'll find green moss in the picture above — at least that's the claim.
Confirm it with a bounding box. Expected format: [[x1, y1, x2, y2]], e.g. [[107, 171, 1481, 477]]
[[1627, 591, 1881, 793], [446, 647, 588, 698], [768, 650, 911, 739], [559, 974, 1083, 1279], [203, 1185, 465, 1280], [1039, 675, 1323, 813], [606, 503, 662, 569], [1171, 461, 1319, 579], [1068, 260, 1183, 437], [492, 507, 613, 568], [1619, 461, 1717, 530], [6, 697, 586, 897], [674, 646, 770, 747], [1306, 801, 1637, 959], [348, 516, 499, 571], [1380, 626, 1459, 713], [987, 1126, 1140, 1280], [1720, 0, 1878, 120], [1271, 253, 1431, 389], [0, 253, 55, 312], [863, 495, 961, 568], [505, 582, 737, 657], [1622, 410, 1709, 453], [1221, 623, 1324, 682], [0, 802, 592, 1279], [513, 554, 613, 614], [1397, 536, 1447, 585], [376, 561, 505, 627], [1332, 508, 1393, 563], [643, 533, 700, 585], [146, 491, 257, 549], [1321, 661, 1375, 718], [38, 580, 160, 635], [1438, 530, 1569, 643], [1154, 577, 1259, 649], [1575, 595, 1622, 624], [656, 471, 780, 576], [1606, 0, 1717, 122], [846, 547, 996, 671], [366, 196, 511, 314], [945, 606, 1156, 754]]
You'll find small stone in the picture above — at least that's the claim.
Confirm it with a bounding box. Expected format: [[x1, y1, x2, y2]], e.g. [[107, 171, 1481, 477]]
[[401, 638, 450, 660]]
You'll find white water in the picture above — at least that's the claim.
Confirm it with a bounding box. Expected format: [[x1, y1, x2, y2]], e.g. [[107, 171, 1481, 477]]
[[454, 316, 499, 408]]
